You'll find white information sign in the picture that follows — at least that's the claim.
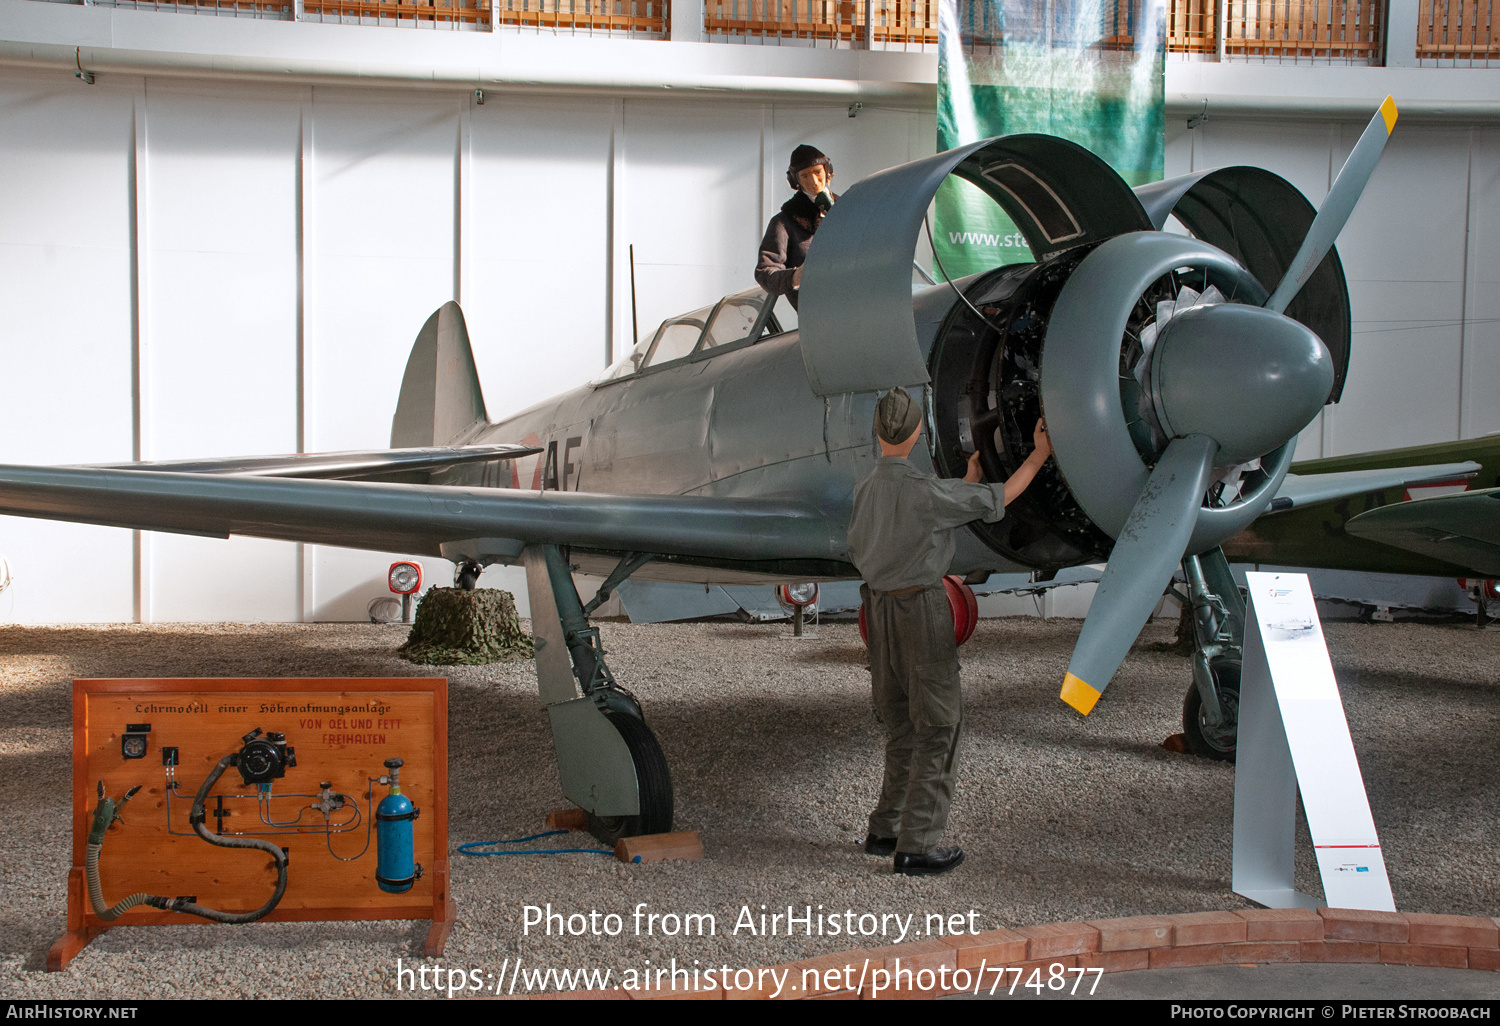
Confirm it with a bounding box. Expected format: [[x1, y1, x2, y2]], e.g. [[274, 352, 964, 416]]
[[1232, 572, 1395, 911]]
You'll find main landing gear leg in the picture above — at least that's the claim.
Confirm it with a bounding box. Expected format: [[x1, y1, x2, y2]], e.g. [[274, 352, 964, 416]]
[[1180, 547, 1245, 762], [522, 544, 673, 845]]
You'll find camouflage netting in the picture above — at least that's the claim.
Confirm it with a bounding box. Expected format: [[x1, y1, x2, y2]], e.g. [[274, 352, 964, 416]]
[[397, 587, 534, 665]]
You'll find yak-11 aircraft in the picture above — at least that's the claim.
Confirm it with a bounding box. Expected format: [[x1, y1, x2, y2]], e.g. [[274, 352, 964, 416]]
[[0, 97, 1476, 840]]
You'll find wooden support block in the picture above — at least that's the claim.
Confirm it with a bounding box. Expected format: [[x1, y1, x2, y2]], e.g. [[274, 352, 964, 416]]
[[615, 831, 704, 864], [47, 927, 106, 973], [49, 865, 107, 971], [425, 898, 459, 958], [545, 807, 590, 831]]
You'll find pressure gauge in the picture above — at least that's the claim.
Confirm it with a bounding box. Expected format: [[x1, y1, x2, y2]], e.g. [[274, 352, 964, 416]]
[[121, 723, 151, 760]]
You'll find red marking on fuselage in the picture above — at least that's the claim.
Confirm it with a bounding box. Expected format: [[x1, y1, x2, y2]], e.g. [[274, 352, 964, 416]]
[[520, 432, 543, 490]]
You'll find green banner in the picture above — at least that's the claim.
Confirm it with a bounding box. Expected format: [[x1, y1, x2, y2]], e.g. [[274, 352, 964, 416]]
[[935, 0, 1166, 276]]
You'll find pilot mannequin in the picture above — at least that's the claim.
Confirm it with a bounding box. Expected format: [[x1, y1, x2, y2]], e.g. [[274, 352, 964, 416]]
[[755, 144, 837, 311], [845, 388, 1052, 876]]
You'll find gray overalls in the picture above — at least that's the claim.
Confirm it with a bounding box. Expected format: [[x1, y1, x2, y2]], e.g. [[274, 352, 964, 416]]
[[846, 457, 1005, 854]]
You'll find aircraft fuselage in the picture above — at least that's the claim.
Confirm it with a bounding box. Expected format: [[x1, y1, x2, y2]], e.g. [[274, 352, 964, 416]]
[[440, 324, 1026, 584]]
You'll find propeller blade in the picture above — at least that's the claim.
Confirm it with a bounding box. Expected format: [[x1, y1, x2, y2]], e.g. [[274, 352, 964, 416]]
[[1060, 434, 1218, 715], [1265, 97, 1397, 314]]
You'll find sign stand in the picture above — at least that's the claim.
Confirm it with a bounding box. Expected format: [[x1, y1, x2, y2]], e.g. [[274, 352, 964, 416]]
[[1232, 572, 1396, 912]]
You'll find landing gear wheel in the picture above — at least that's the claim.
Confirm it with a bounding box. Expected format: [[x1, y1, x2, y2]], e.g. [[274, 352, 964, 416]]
[[1182, 657, 1240, 762], [585, 711, 674, 846], [455, 561, 482, 590]]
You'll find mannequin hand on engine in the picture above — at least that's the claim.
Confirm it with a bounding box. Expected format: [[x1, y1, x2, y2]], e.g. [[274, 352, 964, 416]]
[[998, 418, 1051, 506], [963, 418, 1050, 491], [1032, 417, 1053, 461], [964, 450, 984, 484]]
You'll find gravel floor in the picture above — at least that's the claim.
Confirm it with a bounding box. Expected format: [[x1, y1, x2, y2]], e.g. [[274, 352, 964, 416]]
[[0, 616, 1495, 999]]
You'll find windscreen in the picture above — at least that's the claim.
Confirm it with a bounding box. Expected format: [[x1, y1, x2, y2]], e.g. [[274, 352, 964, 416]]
[[701, 289, 769, 350]]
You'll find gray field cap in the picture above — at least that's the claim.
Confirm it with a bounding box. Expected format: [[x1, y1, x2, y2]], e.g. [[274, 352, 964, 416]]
[[875, 387, 922, 445]]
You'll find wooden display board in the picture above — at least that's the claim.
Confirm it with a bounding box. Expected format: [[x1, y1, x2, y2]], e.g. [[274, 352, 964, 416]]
[[50, 678, 452, 971]]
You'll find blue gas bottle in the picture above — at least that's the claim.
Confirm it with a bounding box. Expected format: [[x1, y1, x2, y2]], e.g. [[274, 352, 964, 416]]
[[375, 757, 421, 893]]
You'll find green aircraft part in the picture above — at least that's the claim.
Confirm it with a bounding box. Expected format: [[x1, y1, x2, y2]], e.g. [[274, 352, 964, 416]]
[[1223, 433, 1500, 577]]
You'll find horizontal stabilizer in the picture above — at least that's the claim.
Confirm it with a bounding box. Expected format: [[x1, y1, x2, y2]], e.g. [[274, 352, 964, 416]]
[[1266, 462, 1479, 513], [1344, 488, 1500, 576], [79, 444, 540, 481], [0, 465, 843, 564]]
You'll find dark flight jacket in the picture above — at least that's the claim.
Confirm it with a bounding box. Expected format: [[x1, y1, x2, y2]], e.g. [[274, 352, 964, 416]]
[[754, 191, 833, 311]]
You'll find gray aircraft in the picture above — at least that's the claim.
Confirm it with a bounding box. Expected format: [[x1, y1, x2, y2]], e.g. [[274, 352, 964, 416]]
[[0, 97, 1471, 840]]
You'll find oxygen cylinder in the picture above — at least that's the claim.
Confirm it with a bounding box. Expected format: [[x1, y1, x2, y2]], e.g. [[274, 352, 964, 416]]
[[375, 757, 420, 893]]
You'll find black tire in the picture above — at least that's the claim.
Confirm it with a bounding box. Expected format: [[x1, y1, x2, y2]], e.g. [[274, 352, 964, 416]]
[[1182, 657, 1240, 762], [585, 711, 674, 845]]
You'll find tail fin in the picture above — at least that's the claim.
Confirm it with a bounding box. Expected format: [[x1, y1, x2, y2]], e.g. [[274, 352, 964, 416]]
[[391, 301, 488, 447]]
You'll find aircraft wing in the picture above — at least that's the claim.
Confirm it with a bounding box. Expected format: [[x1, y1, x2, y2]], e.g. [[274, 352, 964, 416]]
[[1343, 488, 1500, 576], [1264, 461, 1480, 513], [0, 465, 843, 563], [76, 444, 540, 480]]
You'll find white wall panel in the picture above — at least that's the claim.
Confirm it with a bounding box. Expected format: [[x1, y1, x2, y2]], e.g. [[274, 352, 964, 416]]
[[464, 96, 614, 420], [1324, 126, 1471, 456], [1165, 118, 1194, 175], [141, 80, 303, 622], [305, 89, 460, 451], [304, 89, 461, 620], [1194, 119, 1335, 209], [621, 101, 764, 337], [1461, 127, 1499, 441], [0, 70, 136, 622]]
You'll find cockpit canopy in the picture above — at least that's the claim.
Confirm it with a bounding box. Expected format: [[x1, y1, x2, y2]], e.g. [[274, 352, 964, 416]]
[[592, 287, 789, 385]]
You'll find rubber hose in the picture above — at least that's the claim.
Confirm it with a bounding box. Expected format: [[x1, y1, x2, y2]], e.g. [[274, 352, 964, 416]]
[[170, 754, 289, 924], [84, 841, 157, 921]]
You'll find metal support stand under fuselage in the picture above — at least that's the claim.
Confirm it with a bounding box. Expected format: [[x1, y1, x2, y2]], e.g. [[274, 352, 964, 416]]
[[522, 545, 672, 841]]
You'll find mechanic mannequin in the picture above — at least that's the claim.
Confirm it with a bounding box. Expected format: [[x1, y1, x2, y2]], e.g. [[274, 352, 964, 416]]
[[846, 387, 1052, 876], [755, 145, 836, 311]]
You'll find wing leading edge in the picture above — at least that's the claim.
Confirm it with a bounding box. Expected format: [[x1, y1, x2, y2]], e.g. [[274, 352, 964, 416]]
[[78, 444, 540, 480], [0, 464, 844, 565], [1265, 461, 1481, 513]]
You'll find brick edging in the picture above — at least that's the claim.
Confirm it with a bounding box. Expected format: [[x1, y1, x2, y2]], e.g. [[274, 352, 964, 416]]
[[531, 908, 1500, 1000]]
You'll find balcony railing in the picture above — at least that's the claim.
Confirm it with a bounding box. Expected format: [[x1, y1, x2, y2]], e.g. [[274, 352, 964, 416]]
[[1223, 0, 1383, 59], [303, 0, 490, 23], [31, 0, 1500, 64], [490, 0, 667, 32], [1417, 0, 1499, 60], [704, 0, 937, 46], [1167, 0, 1218, 51]]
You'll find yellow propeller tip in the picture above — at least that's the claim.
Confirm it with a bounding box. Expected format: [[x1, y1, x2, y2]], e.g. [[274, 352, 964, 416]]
[[1380, 96, 1398, 134], [1060, 673, 1102, 716]]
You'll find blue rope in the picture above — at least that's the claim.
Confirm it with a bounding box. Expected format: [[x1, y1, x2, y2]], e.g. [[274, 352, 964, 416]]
[[458, 828, 614, 858]]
